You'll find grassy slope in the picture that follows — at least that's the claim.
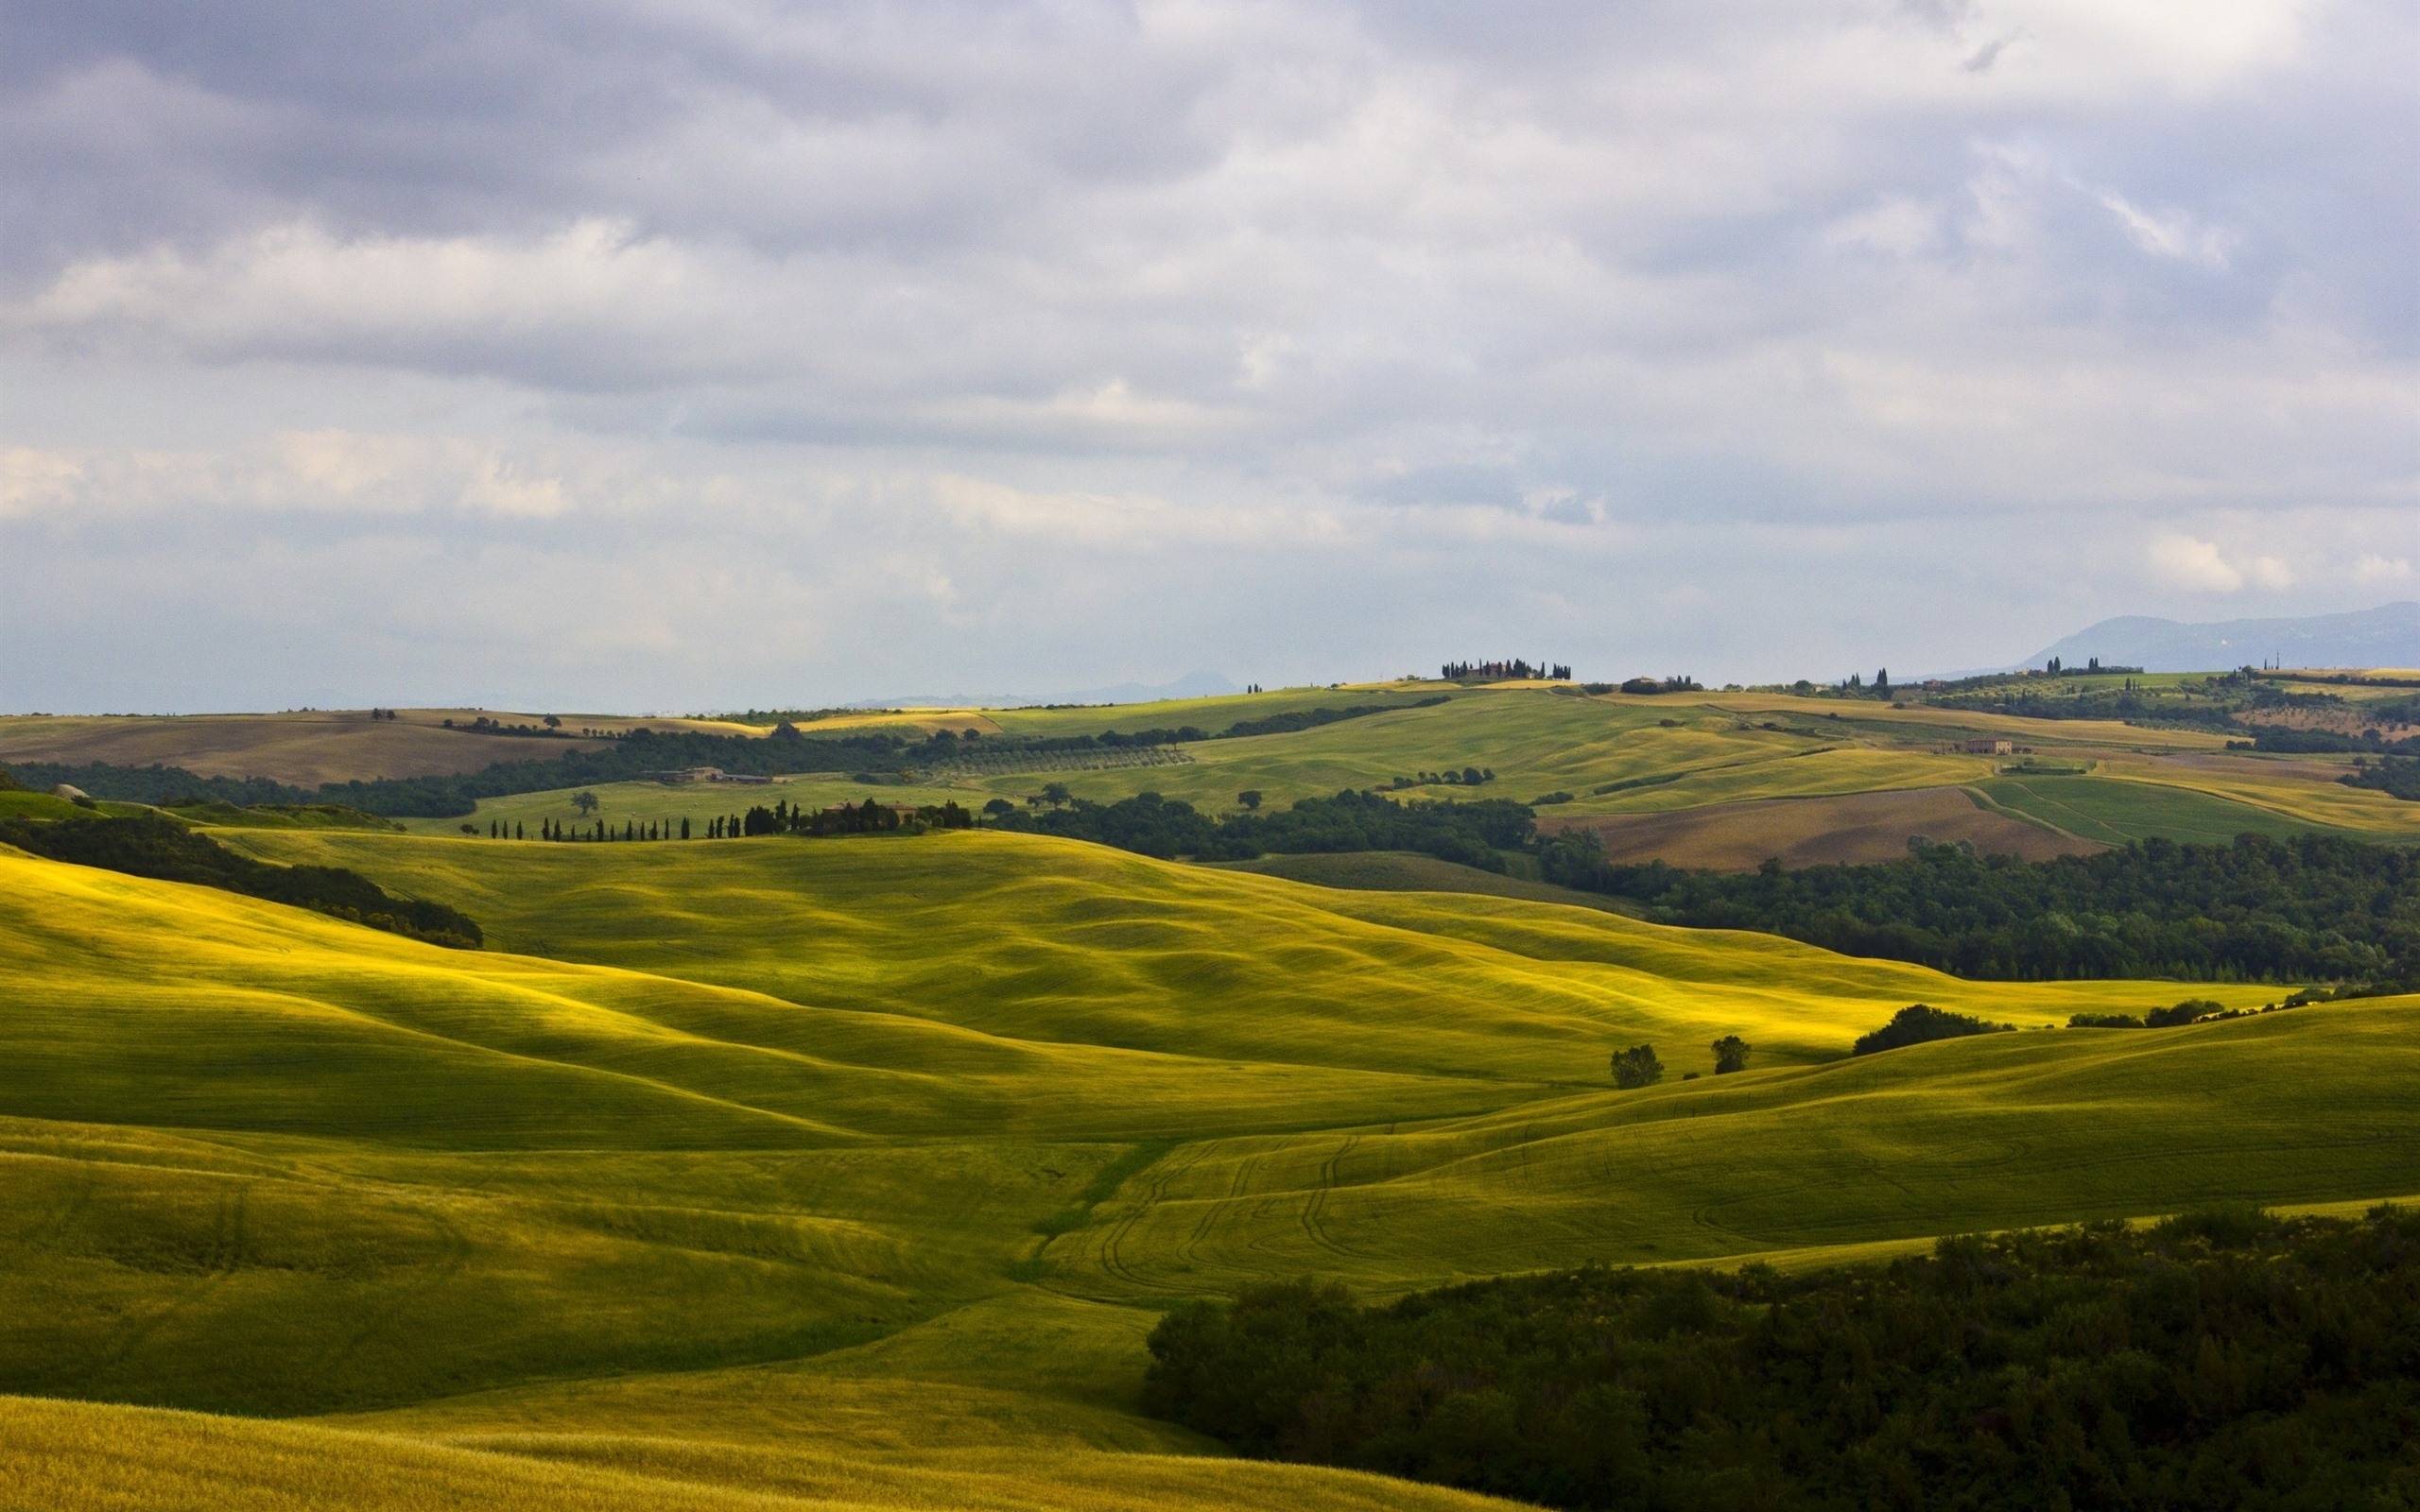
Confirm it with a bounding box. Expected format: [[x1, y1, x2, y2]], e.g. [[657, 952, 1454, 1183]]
[[1203, 850, 1643, 913], [1050, 1000, 2420, 1299], [2, 1392, 1522, 1512], [7, 828, 2415, 1505], [221, 830, 2261, 1073], [1975, 774, 2369, 845]]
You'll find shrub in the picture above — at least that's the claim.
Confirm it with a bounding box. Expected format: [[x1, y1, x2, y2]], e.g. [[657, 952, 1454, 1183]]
[[2067, 1011, 2145, 1029], [2146, 997, 2224, 1028], [1850, 1003, 2013, 1057]]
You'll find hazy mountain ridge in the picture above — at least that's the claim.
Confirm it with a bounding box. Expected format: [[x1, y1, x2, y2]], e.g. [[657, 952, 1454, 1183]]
[[2014, 602, 2419, 675]]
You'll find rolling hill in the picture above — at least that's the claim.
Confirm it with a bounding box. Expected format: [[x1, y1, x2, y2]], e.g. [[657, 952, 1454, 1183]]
[[4, 825, 2413, 1505]]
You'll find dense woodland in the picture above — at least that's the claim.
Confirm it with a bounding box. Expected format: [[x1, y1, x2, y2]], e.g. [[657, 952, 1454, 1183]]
[[1541, 830, 2419, 988], [0, 814, 481, 948], [2343, 756, 2420, 800], [1144, 1207, 2420, 1511]]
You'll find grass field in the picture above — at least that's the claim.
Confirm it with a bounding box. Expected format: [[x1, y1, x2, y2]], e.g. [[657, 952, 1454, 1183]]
[[1203, 850, 1642, 912], [1547, 784, 2098, 869], [8, 755, 2419, 1504], [1975, 773, 2362, 846]]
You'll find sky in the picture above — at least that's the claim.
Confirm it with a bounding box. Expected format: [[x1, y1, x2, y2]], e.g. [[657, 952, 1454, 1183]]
[[3, 0, 2414, 712]]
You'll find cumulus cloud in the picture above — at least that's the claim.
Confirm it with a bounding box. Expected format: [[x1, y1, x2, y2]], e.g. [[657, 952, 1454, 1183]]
[[2148, 530, 2300, 593]]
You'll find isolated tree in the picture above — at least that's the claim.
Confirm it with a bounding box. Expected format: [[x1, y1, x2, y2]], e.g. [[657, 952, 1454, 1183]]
[[1712, 1035, 1751, 1074], [543, 714, 562, 729], [1612, 1043, 1664, 1090], [459, 822, 479, 835], [1237, 790, 1263, 811], [573, 790, 600, 816]]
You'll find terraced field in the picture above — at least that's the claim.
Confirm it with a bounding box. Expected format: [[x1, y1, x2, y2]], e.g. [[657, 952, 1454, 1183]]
[[6, 822, 2415, 1506]]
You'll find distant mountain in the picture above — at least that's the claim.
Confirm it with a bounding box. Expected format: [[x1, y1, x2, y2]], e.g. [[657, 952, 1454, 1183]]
[[2019, 602, 2419, 674], [848, 669, 1239, 710]]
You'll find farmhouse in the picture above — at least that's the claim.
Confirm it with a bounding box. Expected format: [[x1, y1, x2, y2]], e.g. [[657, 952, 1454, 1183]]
[[1963, 738, 2015, 755], [648, 766, 774, 784]]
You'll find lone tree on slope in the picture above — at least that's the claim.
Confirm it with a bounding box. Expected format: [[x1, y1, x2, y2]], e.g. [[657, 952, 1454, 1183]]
[[572, 790, 600, 816], [1612, 1044, 1664, 1090], [1712, 1035, 1751, 1074]]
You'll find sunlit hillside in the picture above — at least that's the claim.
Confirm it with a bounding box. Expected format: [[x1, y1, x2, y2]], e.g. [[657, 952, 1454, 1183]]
[[5, 826, 2414, 1505]]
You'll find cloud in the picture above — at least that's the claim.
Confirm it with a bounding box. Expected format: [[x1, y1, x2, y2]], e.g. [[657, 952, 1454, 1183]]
[[2148, 530, 2299, 593], [2096, 191, 2236, 267], [0, 0, 2411, 708], [1, 433, 579, 520]]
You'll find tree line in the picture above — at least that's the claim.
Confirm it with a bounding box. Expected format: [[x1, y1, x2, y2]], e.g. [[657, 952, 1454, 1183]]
[[1443, 661, 1569, 680], [736, 797, 975, 836], [1539, 829, 2418, 988], [2343, 756, 2420, 800], [1142, 1206, 2420, 1510]]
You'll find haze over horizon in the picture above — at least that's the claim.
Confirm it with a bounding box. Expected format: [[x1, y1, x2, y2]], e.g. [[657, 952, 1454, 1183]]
[[4, 0, 2414, 713]]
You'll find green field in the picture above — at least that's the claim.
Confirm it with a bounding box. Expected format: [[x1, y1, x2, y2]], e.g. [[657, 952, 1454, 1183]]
[[5, 817, 2416, 1506], [1976, 773, 2353, 845], [361, 683, 2416, 856]]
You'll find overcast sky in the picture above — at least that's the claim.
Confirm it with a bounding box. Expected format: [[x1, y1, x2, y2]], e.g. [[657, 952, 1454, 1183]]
[[3, 0, 2414, 712]]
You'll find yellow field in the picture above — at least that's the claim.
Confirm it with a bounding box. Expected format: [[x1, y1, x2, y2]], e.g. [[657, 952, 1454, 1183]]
[[5, 814, 2416, 1507], [2094, 756, 2420, 837]]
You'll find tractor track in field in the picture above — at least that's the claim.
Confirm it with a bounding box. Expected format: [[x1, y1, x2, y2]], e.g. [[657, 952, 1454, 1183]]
[[86, 1184, 255, 1396], [309, 1202, 474, 1387]]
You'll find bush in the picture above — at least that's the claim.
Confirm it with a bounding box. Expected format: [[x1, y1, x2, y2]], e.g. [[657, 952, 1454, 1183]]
[[2146, 996, 2224, 1028], [2067, 1011, 2145, 1029], [1850, 1003, 2012, 1057], [1610, 1043, 1663, 1089]]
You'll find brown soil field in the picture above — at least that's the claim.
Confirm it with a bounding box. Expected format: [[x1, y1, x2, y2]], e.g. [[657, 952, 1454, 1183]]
[[0, 711, 624, 786], [1542, 785, 2100, 870]]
